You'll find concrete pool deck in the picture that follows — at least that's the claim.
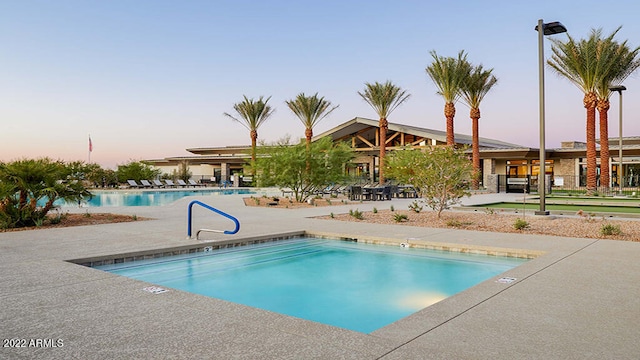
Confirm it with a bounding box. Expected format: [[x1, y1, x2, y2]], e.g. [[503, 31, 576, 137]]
[[1, 191, 639, 359]]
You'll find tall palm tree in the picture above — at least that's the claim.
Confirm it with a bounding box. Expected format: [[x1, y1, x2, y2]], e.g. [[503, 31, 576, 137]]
[[548, 29, 619, 192], [460, 64, 498, 189], [286, 92, 339, 149], [286, 92, 339, 173], [224, 95, 275, 174], [595, 35, 640, 189], [358, 81, 411, 185], [426, 50, 471, 146]]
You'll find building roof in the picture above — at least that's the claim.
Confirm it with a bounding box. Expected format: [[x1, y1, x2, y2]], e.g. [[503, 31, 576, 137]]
[[312, 117, 524, 149]]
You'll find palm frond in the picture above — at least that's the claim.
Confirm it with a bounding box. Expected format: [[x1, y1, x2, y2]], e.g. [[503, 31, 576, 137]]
[[426, 50, 471, 103], [357, 81, 411, 118], [224, 95, 275, 131], [286, 92, 339, 130], [460, 64, 498, 109], [548, 27, 627, 95]]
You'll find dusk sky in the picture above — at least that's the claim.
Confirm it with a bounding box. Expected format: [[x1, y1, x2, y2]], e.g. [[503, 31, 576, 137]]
[[2, 1, 640, 169]]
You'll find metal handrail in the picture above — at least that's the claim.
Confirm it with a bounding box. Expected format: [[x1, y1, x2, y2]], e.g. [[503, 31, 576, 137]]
[[187, 200, 240, 239]]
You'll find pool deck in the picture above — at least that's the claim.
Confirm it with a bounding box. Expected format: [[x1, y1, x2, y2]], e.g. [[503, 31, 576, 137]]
[[2, 191, 639, 359]]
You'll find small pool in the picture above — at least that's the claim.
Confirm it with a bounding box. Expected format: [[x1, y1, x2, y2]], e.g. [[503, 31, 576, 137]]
[[95, 237, 527, 333], [63, 189, 255, 207]]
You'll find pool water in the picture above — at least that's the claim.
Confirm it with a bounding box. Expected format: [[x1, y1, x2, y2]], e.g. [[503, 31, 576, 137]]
[[63, 189, 255, 207], [95, 238, 527, 333]]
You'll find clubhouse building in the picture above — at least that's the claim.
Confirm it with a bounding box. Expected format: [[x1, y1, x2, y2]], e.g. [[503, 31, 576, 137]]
[[147, 117, 640, 193]]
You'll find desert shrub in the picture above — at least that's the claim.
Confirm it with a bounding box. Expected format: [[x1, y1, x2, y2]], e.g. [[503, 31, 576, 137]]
[[446, 219, 462, 227], [372, 207, 378, 214], [393, 213, 408, 222], [513, 218, 529, 230], [600, 224, 621, 236], [349, 209, 364, 220], [48, 211, 67, 225], [408, 200, 423, 213]]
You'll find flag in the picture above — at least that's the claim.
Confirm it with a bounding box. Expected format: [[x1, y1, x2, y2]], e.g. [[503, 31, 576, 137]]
[[89, 135, 93, 152]]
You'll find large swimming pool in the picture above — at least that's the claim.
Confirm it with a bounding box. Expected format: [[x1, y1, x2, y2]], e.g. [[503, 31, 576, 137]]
[[63, 189, 255, 207], [95, 237, 527, 333]]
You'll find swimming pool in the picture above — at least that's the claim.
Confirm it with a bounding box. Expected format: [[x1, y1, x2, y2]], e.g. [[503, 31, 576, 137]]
[[95, 237, 527, 333], [63, 189, 255, 207]]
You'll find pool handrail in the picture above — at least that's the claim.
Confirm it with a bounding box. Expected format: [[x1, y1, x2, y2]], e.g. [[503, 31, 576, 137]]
[[187, 200, 240, 239]]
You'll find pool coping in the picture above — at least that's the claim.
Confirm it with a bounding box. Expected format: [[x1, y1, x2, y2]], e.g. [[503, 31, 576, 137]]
[[68, 230, 544, 268]]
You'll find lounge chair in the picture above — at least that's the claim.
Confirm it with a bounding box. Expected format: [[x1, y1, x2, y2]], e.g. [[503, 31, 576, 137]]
[[188, 179, 204, 187], [153, 179, 165, 188], [164, 179, 176, 188], [140, 180, 153, 188], [127, 180, 140, 188], [176, 179, 188, 187]]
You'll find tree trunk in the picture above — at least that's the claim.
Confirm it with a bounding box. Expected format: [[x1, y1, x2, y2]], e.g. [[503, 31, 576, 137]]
[[305, 128, 313, 174], [250, 130, 258, 177], [597, 98, 610, 190], [585, 93, 598, 192], [470, 107, 481, 190], [379, 117, 388, 185], [444, 102, 456, 146]]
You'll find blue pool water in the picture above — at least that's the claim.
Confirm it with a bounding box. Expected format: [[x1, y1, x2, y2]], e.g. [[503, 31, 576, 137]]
[[63, 189, 255, 207], [95, 238, 527, 333]]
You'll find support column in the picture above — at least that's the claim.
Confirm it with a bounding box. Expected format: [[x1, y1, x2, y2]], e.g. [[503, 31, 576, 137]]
[[220, 163, 229, 183]]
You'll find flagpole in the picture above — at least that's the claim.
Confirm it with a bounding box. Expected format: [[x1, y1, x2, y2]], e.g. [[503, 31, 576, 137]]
[[88, 134, 92, 163]]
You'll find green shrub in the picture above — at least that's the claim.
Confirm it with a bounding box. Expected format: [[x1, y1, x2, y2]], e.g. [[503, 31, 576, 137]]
[[600, 224, 621, 236], [446, 219, 462, 227], [330, 212, 334, 218], [393, 213, 408, 222], [390, 205, 395, 212], [349, 209, 364, 220], [513, 218, 529, 230], [372, 207, 378, 214], [48, 211, 67, 225], [408, 200, 423, 213]]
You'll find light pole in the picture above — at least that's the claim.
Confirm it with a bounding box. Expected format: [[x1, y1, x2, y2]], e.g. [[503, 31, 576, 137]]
[[609, 85, 626, 194], [535, 19, 567, 216]]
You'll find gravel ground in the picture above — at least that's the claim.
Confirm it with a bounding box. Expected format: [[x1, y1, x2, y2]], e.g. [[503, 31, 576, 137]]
[[245, 196, 640, 242], [318, 209, 640, 242]]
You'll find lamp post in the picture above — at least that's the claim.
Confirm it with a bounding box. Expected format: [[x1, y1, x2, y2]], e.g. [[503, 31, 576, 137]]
[[609, 85, 626, 194], [534, 19, 567, 216]]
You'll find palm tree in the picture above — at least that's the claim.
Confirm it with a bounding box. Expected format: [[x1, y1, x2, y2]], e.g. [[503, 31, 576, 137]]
[[460, 64, 498, 189], [426, 50, 471, 146], [286, 92, 339, 149], [358, 81, 411, 185], [286, 93, 339, 173], [595, 35, 640, 189], [548, 29, 620, 192], [224, 95, 275, 174]]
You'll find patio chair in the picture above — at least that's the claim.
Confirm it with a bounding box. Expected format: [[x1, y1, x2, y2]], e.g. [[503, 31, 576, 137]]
[[127, 180, 140, 188], [140, 180, 153, 188], [188, 179, 204, 187], [349, 185, 362, 201]]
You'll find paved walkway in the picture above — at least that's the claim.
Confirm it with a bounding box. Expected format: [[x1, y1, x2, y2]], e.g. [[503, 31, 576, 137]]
[[1, 191, 639, 359]]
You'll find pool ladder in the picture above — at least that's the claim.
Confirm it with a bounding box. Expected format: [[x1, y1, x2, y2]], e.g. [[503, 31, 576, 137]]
[[187, 200, 240, 240]]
